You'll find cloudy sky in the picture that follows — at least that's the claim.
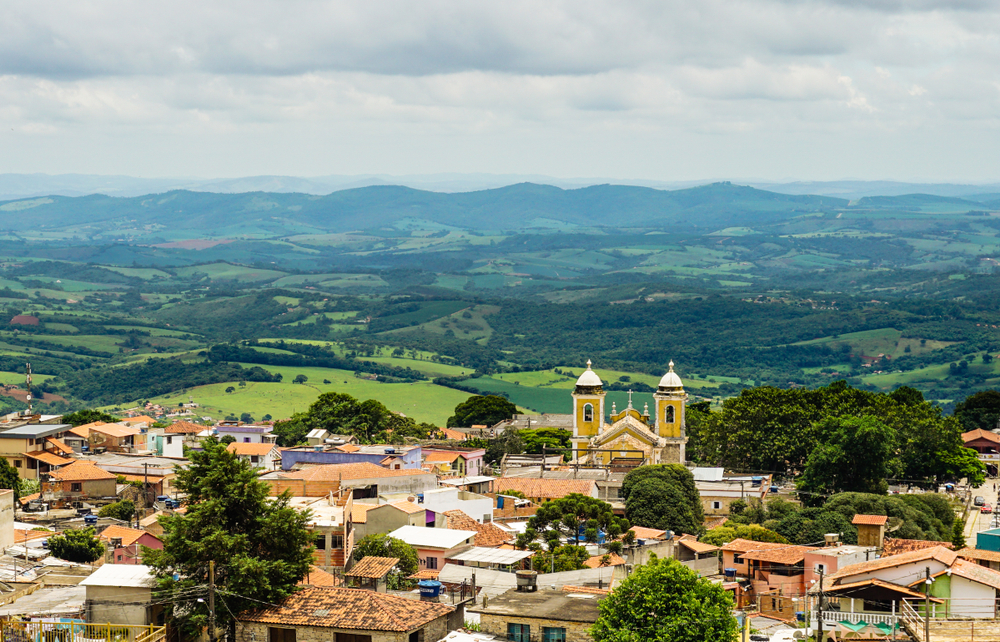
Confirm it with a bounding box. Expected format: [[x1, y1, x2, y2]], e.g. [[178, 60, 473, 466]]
[[1, 1, 998, 182]]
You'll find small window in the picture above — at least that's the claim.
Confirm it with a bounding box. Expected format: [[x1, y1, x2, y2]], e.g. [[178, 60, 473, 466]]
[[427, 556, 438, 569], [733, 554, 743, 564], [71, 483, 82, 492], [542, 627, 566, 642], [331, 534, 344, 549], [244, 437, 250, 443], [336, 634, 371, 642], [664, 405, 675, 423], [117, 554, 123, 562], [13, 460, 21, 468], [507, 624, 530, 642], [583, 403, 594, 422], [815, 563, 826, 574], [712, 501, 722, 510], [315, 535, 327, 550], [166, 436, 173, 444], [269, 628, 296, 642], [250, 456, 259, 463]]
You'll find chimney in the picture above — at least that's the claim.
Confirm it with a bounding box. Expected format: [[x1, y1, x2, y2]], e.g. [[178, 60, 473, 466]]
[[824, 533, 840, 547]]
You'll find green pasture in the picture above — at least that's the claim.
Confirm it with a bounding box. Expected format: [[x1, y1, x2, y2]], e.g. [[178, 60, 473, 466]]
[[385, 304, 498, 343], [172, 263, 287, 282], [0, 371, 54, 385], [794, 328, 955, 359], [102, 266, 172, 279]]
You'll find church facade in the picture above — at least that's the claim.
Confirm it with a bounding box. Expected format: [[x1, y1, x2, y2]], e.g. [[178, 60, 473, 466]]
[[570, 360, 687, 466]]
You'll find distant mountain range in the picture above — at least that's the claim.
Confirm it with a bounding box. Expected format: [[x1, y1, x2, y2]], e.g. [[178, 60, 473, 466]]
[[2, 172, 999, 201]]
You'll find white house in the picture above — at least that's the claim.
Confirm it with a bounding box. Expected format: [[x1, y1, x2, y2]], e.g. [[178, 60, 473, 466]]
[[226, 442, 280, 470], [422, 487, 494, 524]]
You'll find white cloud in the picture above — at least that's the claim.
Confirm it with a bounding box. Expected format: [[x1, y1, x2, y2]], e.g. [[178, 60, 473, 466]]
[[0, 0, 997, 180]]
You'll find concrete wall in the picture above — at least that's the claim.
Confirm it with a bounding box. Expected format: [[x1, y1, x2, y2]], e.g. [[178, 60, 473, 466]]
[[478, 613, 594, 642], [237, 616, 450, 642], [423, 488, 493, 523], [86, 585, 155, 625], [949, 575, 996, 618], [0, 489, 13, 552], [365, 505, 424, 537], [281, 448, 422, 471]]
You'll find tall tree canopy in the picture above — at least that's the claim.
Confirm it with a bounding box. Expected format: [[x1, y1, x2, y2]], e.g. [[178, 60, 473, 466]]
[[590, 556, 738, 642], [518, 494, 629, 553], [621, 464, 705, 536], [145, 438, 314, 639], [61, 408, 121, 426], [353, 534, 419, 589], [447, 394, 518, 428], [954, 390, 1000, 432], [273, 391, 432, 446], [694, 380, 983, 486], [796, 416, 896, 501], [0, 458, 21, 502]]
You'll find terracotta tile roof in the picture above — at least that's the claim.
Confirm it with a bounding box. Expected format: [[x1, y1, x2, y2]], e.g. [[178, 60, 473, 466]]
[[13, 528, 50, 543], [629, 526, 667, 540], [240, 586, 454, 631], [440, 428, 466, 441], [47, 460, 117, 482], [24, 450, 75, 467], [677, 538, 720, 554], [280, 463, 429, 482], [408, 569, 440, 580], [99, 525, 156, 547], [226, 442, 278, 456], [299, 566, 341, 587], [491, 477, 596, 500], [957, 547, 1000, 563], [962, 428, 1000, 444], [561, 585, 610, 595], [351, 503, 378, 524], [345, 556, 400, 579], [389, 500, 425, 515], [882, 538, 954, 557], [45, 438, 74, 454], [825, 578, 941, 602], [335, 444, 360, 453], [442, 510, 512, 548], [721, 539, 789, 554], [68, 426, 91, 439], [424, 452, 462, 463], [852, 514, 888, 526], [164, 421, 205, 434], [90, 423, 140, 438], [939, 558, 1000, 591], [119, 474, 166, 483], [705, 516, 729, 530], [121, 416, 156, 426], [18, 492, 40, 505], [583, 553, 626, 568], [740, 545, 818, 565], [829, 545, 957, 582]]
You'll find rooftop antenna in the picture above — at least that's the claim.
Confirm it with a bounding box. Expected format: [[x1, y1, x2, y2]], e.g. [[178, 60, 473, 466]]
[[24, 362, 32, 415]]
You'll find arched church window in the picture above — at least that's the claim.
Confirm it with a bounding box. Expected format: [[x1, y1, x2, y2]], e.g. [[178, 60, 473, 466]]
[[664, 405, 675, 423], [583, 403, 594, 422]]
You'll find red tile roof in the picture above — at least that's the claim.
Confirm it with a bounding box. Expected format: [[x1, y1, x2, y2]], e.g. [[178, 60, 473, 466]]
[[345, 557, 400, 579], [24, 450, 75, 467], [439, 428, 467, 441], [351, 503, 378, 524], [852, 514, 888, 526], [941, 558, 1000, 591], [677, 538, 720, 554], [388, 500, 425, 515], [561, 585, 610, 595], [491, 477, 596, 500], [164, 421, 205, 434], [442, 510, 512, 548], [90, 423, 140, 438], [882, 538, 953, 557], [47, 460, 117, 482], [830, 545, 957, 582], [227, 442, 278, 457], [957, 547, 1000, 563], [240, 586, 453, 631], [99, 525, 158, 547], [629, 526, 667, 540], [721, 539, 789, 554], [280, 463, 429, 482], [583, 553, 626, 568], [45, 438, 74, 454], [740, 545, 818, 565], [299, 566, 341, 587], [962, 428, 1000, 444]]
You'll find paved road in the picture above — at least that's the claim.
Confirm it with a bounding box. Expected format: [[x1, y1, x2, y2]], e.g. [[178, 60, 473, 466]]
[[965, 480, 1000, 546]]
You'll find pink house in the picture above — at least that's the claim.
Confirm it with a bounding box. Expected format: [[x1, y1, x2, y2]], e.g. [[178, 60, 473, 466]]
[[388, 525, 475, 573], [99, 525, 164, 565], [421, 448, 486, 477], [721, 538, 818, 598], [803, 544, 878, 588]]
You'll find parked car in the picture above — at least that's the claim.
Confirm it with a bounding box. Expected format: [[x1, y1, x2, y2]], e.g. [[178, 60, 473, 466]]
[[975, 496, 986, 506], [983, 503, 993, 514]]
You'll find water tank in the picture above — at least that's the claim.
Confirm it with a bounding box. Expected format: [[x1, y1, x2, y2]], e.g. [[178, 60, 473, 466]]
[[515, 570, 538, 592], [724, 568, 737, 580], [156, 495, 170, 503], [84, 514, 98, 525], [384, 447, 396, 454], [418, 580, 442, 599]]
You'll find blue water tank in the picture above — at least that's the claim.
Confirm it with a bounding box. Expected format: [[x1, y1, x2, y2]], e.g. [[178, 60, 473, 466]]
[[724, 568, 737, 580], [418, 580, 442, 598], [84, 514, 98, 525]]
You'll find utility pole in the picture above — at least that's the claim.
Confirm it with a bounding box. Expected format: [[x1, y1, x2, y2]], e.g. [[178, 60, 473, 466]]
[[925, 566, 931, 642], [209, 560, 216, 642], [817, 567, 824, 642]]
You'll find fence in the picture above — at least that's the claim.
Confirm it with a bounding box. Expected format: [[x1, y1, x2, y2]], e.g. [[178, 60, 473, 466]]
[[0, 621, 166, 642]]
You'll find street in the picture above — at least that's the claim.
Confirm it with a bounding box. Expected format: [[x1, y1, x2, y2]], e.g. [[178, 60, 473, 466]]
[[965, 480, 1000, 547]]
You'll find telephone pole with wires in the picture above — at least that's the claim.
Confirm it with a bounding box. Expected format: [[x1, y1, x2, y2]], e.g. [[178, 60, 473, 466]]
[[816, 566, 824, 642]]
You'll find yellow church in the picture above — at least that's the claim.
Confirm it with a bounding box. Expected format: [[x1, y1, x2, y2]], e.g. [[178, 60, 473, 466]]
[[570, 360, 687, 466]]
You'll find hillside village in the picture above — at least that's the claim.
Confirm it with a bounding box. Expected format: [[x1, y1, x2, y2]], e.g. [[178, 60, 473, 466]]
[[1, 364, 1000, 642]]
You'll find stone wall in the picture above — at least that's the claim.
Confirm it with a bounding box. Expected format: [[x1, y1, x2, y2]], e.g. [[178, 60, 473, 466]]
[[479, 614, 594, 642]]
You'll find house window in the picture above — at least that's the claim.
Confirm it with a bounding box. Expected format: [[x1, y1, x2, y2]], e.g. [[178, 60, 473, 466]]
[[409, 632, 420, 642], [27, 459, 37, 470], [336, 635, 371, 642], [244, 437, 250, 443], [426, 557, 438, 569], [583, 403, 594, 422], [13, 460, 21, 468], [315, 535, 327, 550], [269, 628, 296, 642], [733, 554, 743, 564], [712, 501, 722, 510], [250, 456, 259, 463], [542, 627, 566, 642], [507, 624, 530, 642], [166, 436, 173, 445], [71, 483, 82, 492], [331, 534, 344, 549], [664, 405, 675, 423], [815, 563, 826, 574], [117, 554, 123, 562]]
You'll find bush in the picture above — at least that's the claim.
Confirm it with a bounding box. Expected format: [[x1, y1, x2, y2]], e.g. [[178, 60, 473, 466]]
[[98, 499, 136, 522], [48, 527, 103, 563]]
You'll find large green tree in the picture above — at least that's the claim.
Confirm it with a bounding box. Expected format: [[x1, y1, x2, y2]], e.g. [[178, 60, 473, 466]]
[[796, 416, 896, 501], [273, 391, 431, 445], [353, 534, 419, 589], [0, 458, 21, 502], [145, 438, 314, 639], [590, 556, 738, 642], [98, 499, 136, 523], [621, 464, 705, 536], [47, 527, 103, 563], [518, 494, 629, 553], [446, 394, 518, 428], [954, 390, 1000, 432], [61, 408, 121, 426]]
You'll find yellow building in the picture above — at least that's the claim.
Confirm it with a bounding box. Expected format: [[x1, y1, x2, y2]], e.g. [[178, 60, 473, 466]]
[[570, 361, 687, 466]]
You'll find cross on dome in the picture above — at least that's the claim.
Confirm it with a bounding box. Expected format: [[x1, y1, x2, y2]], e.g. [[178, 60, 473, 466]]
[[627, 389, 634, 409]]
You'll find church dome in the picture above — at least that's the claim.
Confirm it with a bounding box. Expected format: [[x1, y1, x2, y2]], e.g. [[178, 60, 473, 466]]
[[575, 360, 603, 388], [658, 361, 684, 388]]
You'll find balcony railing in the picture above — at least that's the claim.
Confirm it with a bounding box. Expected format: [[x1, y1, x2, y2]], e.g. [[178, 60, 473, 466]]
[[822, 610, 898, 627], [0, 621, 166, 642]]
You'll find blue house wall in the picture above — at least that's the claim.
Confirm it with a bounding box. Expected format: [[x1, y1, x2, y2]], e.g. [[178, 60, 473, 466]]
[[280, 447, 422, 471]]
